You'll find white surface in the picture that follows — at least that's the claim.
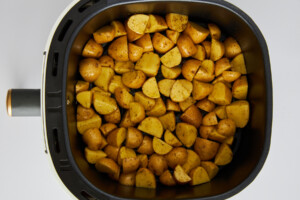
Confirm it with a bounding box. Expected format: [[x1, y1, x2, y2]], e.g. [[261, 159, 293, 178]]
[[0, 0, 299, 199]]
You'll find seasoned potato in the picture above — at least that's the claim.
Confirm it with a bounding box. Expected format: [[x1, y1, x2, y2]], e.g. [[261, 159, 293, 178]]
[[196, 98, 216, 112], [107, 127, 126, 147], [108, 75, 128, 94], [202, 41, 211, 59], [152, 32, 174, 54], [192, 45, 206, 61], [208, 23, 221, 40], [120, 110, 137, 128], [125, 127, 143, 149], [93, 25, 115, 44], [177, 34, 197, 57], [99, 55, 114, 68], [224, 37, 242, 58], [104, 107, 121, 124], [153, 137, 173, 155], [170, 79, 193, 102], [122, 157, 140, 173], [194, 138, 219, 161], [104, 145, 120, 161], [76, 91, 92, 108], [111, 20, 127, 37], [100, 123, 117, 137], [145, 14, 168, 33], [189, 166, 210, 185], [159, 170, 176, 186], [94, 67, 115, 91], [128, 43, 144, 62], [166, 99, 181, 112], [160, 46, 182, 68], [77, 114, 102, 134], [199, 125, 215, 139], [118, 146, 136, 165], [77, 105, 95, 121], [210, 39, 225, 61], [119, 172, 136, 186], [232, 76, 248, 99], [113, 60, 134, 74], [202, 111, 218, 126], [114, 87, 134, 109], [179, 96, 196, 112], [164, 130, 182, 147], [122, 70, 146, 89], [84, 148, 107, 164], [83, 128, 102, 151], [79, 58, 102, 82], [95, 158, 120, 179], [208, 82, 232, 105], [138, 117, 164, 138], [166, 13, 188, 32], [194, 59, 215, 82], [161, 65, 181, 79], [135, 52, 160, 76], [180, 105, 202, 128], [222, 71, 241, 83], [129, 102, 146, 123], [125, 19, 143, 42], [207, 129, 226, 143], [214, 106, 228, 120], [212, 76, 232, 88], [182, 59, 202, 81], [231, 53, 247, 74], [148, 154, 168, 176], [201, 161, 219, 180], [224, 136, 234, 145], [99, 134, 108, 150], [184, 22, 209, 44], [93, 92, 118, 115], [91, 86, 111, 97], [137, 154, 148, 168], [76, 80, 89, 94], [226, 100, 249, 128], [142, 77, 160, 99], [108, 36, 129, 61], [192, 80, 213, 100], [127, 14, 149, 34], [214, 143, 233, 166], [158, 112, 176, 131], [174, 165, 191, 184], [182, 149, 201, 174], [214, 58, 230, 76], [137, 135, 154, 155], [136, 168, 156, 189], [175, 123, 197, 148], [135, 33, 153, 52], [166, 30, 180, 44], [134, 92, 156, 111], [165, 147, 188, 169], [82, 39, 103, 58], [158, 79, 175, 97], [217, 119, 236, 137]]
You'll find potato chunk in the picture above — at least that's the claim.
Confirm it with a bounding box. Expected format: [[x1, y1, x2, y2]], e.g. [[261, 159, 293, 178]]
[[226, 100, 249, 128], [159, 170, 176, 186], [135, 33, 153, 52], [135, 52, 160, 76], [94, 67, 115, 91], [108, 36, 129, 61], [166, 30, 180, 44], [170, 79, 193, 102], [158, 112, 176, 131], [182, 59, 202, 82], [174, 165, 191, 184], [95, 158, 120, 179], [138, 117, 164, 138], [224, 37, 242, 58], [161, 65, 182, 79], [129, 102, 146, 123], [160, 47, 182, 68], [152, 32, 174, 54], [232, 76, 248, 99], [165, 13, 188, 32], [180, 105, 202, 128], [114, 87, 134, 109], [201, 161, 219, 180], [189, 166, 210, 185], [76, 91, 92, 108], [136, 168, 156, 189], [158, 79, 176, 97], [142, 77, 160, 99], [210, 39, 225, 61], [148, 154, 168, 176], [145, 14, 168, 33], [146, 98, 166, 117], [125, 127, 143, 149], [107, 127, 126, 147], [165, 147, 187, 169], [182, 149, 201, 174], [208, 82, 232, 105], [127, 14, 149, 34], [93, 25, 115, 44], [214, 143, 233, 166], [194, 138, 219, 160], [134, 91, 156, 111], [84, 148, 107, 164], [128, 43, 144, 62], [82, 39, 103, 58], [177, 34, 197, 57], [184, 22, 209, 44], [152, 137, 173, 155], [93, 92, 118, 115], [231, 53, 247, 74], [122, 70, 146, 89], [192, 80, 213, 100], [77, 114, 102, 134], [176, 123, 197, 148], [164, 130, 182, 147]]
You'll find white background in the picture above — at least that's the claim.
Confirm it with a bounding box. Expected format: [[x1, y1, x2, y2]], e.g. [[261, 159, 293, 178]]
[[0, 0, 299, 199]]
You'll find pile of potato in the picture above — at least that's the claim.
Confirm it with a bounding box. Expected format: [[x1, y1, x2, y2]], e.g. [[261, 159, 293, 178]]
[[76, 13, 250, 189]]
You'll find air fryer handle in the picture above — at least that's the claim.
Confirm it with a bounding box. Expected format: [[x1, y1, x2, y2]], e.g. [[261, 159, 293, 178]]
[[6, 89, 41, 117]]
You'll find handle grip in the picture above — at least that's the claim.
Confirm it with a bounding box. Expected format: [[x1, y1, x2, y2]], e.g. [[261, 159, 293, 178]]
[[6, 89, 41, 117]]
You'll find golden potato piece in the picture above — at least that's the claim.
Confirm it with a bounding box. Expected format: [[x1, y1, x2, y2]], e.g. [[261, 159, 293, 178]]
[[114, 87, 134, 109], [212, 76, 232, 88], [113, 60, 134, 74], [122, 70, 146, 89], [122, 157, 140, 173], [192, 80, 213, 100], [152, 32, 174, 54], [177, 34, 197, 57], [179, 96, 196, 112], [125, 127, 143, 149], [76, 91, 92, 108], [129, 102, 146, 123], [165, 13, 188, 32], [210, 39, 225, 61], [153, 137, 173, 155], [145, 14, 168, 33], [138, 117, 164, 138], [217, 119, 236, 137], [166, 99, 181, 112], [215, 58, 231, 76], [214, 143, 233, 166], [199, 125, 215, 139], [118, 146, 136, 165], [77, 105, 95, 121], [224, 136, 234, 145], [79, 58, 102, 82], [161, 65, 181, 79], [165, 147, 187, 169], [104, 145, 120, 162], [108, 75, 128, 94], [134, 91, 156, 111], [232, 76, 248, 99], [184, 22, 209, 44], [176, 123, 197, 148], [158, 112, 176, 132], [93, 25, 115, 44], [231, 53, 247, 74], [142, 77, 160, 99], [164, 129, 182, 147], [91, 86, 111, 97], [104, 107, 121, 124], [111, 20, 127, 37], [93, 92, 118, 115], [207, 129, 226, 143], [160, 46, 182, 68], [100, 123, 117, 137], [226, 100, 249, 128], [201, 161, 219, 180], [77, 114, 102, 134], [170, 79, 193, 102], [119, 172, 136, 186], [214, 105, 228, 120], [174, 165, 191, 184], [82, 39, 103, 58], [182, 149, 201, 174], [189, 166, 210, 185], [159, 170, 176, 186], [125, 19, 143, 42], [192, 45, 206, 61], [222, 71, 241, 83], [202, 41, 211, 59], [120, 110, 137, 128], [202, 111, 218, 126], [194, 138, 219, 161], [137, 154, 148, 168], [95, 158, 120, 179], [166, 30, 180, 44], [135, 168, 156, 189], [194, 59, 215, 82], [127, 14, 149, 34], [83, 128, 102, 151], [94, 67, 115, 91], [98, 55, 114, 68], [182, 59, 202, 82], [196, 98, 216, 112], [208, 23, 221, 40], [224, 37, 242, 58], [208, 82, 232, 106], [137, 135, 154, 155], [148, 154, 168, 176], [108, 36, 129, 61], [76, 80, 89, 94], [85, 148, 107, 165], [135, 52, 160, 76], [128, 43, 144, 62], [107, 127, 126, 147], [135, 33, 153, 52], [180, 105, 202, 128], [158, 79, 176, 97]]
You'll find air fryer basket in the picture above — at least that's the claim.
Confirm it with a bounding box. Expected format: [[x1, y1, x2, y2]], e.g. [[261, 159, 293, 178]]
[[44, 0, 272, 199]]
